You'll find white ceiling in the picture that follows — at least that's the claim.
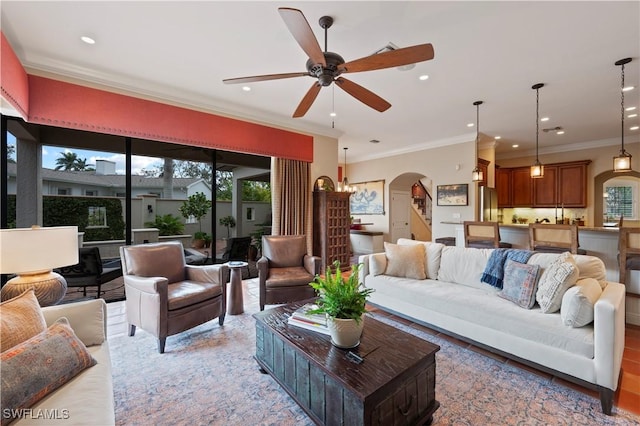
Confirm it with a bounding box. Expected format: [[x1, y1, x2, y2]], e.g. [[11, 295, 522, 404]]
[[1, 1, 639, 164]]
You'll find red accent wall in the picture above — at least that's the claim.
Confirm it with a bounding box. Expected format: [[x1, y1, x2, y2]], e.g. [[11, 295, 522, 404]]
[[27, 76, 313, 161], [1, 31, 313, 162], [1, 33, 29, 119]]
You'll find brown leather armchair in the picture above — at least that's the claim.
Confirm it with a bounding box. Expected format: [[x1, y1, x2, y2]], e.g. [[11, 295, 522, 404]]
[[258, 235, 321, 311], [119, 241, 228, 353]]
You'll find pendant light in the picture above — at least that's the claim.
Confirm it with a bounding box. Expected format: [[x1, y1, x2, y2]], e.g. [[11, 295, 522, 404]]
[[471, 100, 484, 182], [613, 58, 632, 172], [530, 83, 544, 178], [341, 147, 349, 192]]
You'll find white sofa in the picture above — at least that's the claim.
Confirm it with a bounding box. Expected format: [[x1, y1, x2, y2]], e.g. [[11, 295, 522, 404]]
[[15, 299, 115, 425], [359, 239, 625, 415]]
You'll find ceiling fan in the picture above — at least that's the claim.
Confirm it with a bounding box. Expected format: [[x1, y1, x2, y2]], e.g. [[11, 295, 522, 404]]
[[223, 7, 435, 118]]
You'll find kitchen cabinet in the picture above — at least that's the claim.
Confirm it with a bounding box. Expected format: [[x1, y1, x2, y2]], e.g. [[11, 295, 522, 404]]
[[511, 167, 533, 207], [496, 160, 591, 208]]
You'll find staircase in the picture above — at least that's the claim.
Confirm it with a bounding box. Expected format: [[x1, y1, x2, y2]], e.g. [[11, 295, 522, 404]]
[[411, 181, 432, 240]]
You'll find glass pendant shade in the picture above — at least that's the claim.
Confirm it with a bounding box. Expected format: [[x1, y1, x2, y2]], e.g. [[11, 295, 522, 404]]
[[471, 100, 483, 182], [530, 162, 544, 178], [471, 167, 483, 182], [614, 58, 633, 173]]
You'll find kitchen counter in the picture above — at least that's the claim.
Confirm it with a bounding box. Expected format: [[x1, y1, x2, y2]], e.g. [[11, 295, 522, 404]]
[[499, 223, 621, 233]]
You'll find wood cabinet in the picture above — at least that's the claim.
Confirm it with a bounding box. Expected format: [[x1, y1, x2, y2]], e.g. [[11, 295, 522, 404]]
[[511, 167, 533, 207], [496, 168, 512, 207], [313, 191, 351, 271], [496, 160, 591, 208]]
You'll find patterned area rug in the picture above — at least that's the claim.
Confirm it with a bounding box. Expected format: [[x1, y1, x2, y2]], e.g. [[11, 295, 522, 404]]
[[109, 300, 638, 425]]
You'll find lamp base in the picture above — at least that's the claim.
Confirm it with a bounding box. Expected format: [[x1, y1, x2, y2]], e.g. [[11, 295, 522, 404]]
[[0, 271, 67, 307]]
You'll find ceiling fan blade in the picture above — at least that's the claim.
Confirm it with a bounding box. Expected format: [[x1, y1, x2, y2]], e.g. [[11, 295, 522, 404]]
[[293, 83, 322, 118], [223, 72, 309, 84], [335, 77, 391, 112], [340, 43, 434, 73], [278, 7, 326, 67]]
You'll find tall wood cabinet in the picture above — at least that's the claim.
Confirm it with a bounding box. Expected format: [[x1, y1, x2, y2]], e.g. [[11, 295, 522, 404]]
[[313, 191, 351, 271]]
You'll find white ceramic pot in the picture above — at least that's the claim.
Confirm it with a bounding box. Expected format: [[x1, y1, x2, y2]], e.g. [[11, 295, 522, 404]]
[[327, 316, 364, 348]]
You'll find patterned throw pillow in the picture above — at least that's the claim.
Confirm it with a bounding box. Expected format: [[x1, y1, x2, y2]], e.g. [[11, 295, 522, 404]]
[[536, 252, 579, 313], [0, 318, 97, 425], [384, 242, 427, 280], [498, 259, 541, 309], [0, 289, 47, 352]]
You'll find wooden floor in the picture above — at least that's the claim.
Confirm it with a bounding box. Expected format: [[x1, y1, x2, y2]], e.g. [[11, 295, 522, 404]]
[[106, 279, 640, 416]]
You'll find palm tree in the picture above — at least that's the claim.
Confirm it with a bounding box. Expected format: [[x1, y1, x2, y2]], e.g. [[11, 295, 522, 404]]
[[74, 158, 95, 171], [55, 152, 79, 171]]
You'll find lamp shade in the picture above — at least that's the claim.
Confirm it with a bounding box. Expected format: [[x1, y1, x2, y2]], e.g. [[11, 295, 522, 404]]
[[0, 226, 78, 274]]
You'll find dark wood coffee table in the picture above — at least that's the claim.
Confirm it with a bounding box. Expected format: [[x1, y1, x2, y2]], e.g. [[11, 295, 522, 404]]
[[253, 302, 440, 425]]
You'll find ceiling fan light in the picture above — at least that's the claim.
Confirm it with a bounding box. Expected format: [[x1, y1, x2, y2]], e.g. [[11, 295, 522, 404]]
[[613, 151, 632, 172]]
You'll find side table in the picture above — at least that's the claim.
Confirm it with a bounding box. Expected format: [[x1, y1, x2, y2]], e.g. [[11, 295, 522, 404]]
[[227, 261, 248, 315]]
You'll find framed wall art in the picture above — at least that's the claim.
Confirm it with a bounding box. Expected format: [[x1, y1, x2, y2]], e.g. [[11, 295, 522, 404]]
[[350, 180, 385, 214], [437, 184, 468, 206]]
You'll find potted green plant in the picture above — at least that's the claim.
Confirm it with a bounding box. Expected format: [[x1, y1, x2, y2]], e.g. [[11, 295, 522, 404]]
[[309, 261, 374, 348], [193, 231, 207, 249], [179, 192, 211, 247], [203, 233, 212, 248], [219, 215, 236, 238]]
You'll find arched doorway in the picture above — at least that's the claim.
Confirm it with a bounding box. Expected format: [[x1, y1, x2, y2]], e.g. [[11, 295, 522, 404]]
[[388, 172, 432, 243]]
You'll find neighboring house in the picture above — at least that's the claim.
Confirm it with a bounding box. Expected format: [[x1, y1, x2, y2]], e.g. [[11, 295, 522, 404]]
[[5, 160, 205, 199]]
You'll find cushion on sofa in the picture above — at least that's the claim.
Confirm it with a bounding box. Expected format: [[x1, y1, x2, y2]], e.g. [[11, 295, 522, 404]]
[[536, 252, 579, 313], [0, 289, 47, 353], [383, 242, 427, 280], [498, 259, 540, 309], [437, 246, 496, 291], [369, 253, 387, 276], [528, 253, 607, 289], [561, 278, 602, 327], [397, 238, 445, 279], [0, 317, 97, 425]]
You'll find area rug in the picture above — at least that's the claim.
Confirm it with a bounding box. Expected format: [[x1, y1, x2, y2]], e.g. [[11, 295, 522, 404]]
[[109, 302, 639, 425]]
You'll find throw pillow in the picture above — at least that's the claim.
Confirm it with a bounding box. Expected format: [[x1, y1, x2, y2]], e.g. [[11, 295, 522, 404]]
[[0, 289, 47, 352], [560, 278, 603, 327], [369, 253, 387, 276], [498, 259, 541, 309], [536, 252, 579, 313], [384, 242, 427, 280], [0, 318, 97, 425]]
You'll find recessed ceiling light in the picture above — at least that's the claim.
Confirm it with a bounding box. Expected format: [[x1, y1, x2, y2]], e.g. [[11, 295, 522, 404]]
[[494, 136, 501, 140], [512, 144, 519, 148], [242, 86, 251, 92], [467, 123, 474, 127], [626, 106, 637, 111], [631, 125, 639, 131], [622, 86, 635, 92], [369, 139, 380, 144], [80, 36, 95, 45], [556, 130, 565, 135], [540, 117, 550, 122], [329, 112, 337, 117], [418, 75, 429, 81], [628, 113, 638, 118]]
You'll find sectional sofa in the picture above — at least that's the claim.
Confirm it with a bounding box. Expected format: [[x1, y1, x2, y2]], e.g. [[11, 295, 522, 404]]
[[359, 238, 625, 415]]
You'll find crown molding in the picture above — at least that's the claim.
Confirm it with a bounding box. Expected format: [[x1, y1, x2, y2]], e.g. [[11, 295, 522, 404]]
[[496, 137, 639, 160]]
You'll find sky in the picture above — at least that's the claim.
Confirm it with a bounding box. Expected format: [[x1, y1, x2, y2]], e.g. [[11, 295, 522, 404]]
[[7, 133, 162, 175]]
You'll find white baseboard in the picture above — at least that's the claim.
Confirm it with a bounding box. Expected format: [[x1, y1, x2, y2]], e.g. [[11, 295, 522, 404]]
[[627, 311, 640, 326]]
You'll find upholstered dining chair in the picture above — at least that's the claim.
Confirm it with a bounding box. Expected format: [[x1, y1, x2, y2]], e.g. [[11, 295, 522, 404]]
[[618, 227, 640, 285], [257, 235, 321, 311], [528, 223, 586, 255], [119, 241, 228, 353], [463, 221, 512, 249]]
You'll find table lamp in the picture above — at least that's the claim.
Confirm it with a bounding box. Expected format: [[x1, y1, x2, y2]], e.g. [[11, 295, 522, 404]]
[[0, 226, 79, 306]]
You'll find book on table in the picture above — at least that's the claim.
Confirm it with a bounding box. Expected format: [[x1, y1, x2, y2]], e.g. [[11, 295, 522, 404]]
[[287, 303, 330, 335]]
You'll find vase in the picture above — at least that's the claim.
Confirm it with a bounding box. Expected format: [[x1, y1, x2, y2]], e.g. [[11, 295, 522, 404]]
[[327, 316, 364, 349]]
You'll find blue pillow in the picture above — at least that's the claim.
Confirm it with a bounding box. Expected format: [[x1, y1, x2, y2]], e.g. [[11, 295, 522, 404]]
[[498, 259, 540, 309]]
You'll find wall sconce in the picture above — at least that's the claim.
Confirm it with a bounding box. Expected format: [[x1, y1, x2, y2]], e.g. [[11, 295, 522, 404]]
[[0, 226, 79, 306], [147, 205, 153, 213]]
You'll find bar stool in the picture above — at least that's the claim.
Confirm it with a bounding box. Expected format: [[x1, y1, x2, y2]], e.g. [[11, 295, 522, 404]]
[[463, 221, 512, 249], [618, 227, 640, 285], [528, 223, 586, 255]]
